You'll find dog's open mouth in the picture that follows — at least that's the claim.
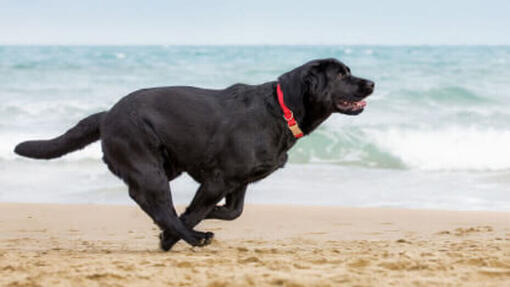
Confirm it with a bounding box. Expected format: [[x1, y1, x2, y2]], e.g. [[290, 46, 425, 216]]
[[335, 100, 367, 113]]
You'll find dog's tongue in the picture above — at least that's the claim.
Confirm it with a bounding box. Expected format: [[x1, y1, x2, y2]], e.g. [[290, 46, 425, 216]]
[[356, 100, 367, 108], [347, 100, 366, 109], [337, 100, 367, 111]]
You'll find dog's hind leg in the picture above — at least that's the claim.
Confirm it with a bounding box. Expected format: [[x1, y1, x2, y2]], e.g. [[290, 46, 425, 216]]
[[125, 161, 212, 251], [205, 185, 247, 221], [100, 118, 205, 251]]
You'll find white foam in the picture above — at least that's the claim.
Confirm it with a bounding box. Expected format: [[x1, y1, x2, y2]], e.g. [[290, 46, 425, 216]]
[[1, 99, 108, 118], [369, 126, 510, 171]]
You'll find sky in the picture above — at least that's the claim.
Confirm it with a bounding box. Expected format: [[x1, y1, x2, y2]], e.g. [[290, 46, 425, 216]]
[[1, 0, 509, 45]]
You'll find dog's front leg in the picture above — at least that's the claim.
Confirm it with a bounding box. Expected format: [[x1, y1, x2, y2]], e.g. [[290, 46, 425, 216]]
[[205, 185, 247, 220], [180, 179, 240, 228], [160, 176, 240, 248]]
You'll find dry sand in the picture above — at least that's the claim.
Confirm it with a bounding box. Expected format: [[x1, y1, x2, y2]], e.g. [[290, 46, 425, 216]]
[[0, 203, 509, 286]]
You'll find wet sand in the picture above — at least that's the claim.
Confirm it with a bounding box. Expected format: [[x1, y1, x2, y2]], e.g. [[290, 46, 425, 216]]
[[0, 203, 509, 286]]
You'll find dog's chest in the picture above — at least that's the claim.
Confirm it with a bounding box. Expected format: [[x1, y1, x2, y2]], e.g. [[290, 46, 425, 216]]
[[244, 150, 288, 183]]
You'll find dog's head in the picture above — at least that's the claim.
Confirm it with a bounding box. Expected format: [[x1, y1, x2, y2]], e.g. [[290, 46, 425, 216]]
[[278, 58, 374, 118]]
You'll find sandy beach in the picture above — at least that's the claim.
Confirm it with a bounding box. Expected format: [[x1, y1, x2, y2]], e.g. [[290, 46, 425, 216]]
[[0, 203, 509, 286]]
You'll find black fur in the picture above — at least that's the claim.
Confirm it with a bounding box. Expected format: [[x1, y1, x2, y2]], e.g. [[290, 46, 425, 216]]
[[14, 58, 374, 251]]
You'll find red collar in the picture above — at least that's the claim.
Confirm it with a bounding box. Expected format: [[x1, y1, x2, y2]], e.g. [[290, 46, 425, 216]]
[[276, 83, 304, 138]]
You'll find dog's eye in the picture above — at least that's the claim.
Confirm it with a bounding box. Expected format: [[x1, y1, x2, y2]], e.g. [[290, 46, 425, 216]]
[[337, 73, 345, 80]]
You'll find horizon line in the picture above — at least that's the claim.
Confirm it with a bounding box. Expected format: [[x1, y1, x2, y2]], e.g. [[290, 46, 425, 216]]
[[1, 43, 510, 47]]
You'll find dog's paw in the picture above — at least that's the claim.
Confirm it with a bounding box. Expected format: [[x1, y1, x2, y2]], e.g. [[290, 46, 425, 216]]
[[159, 231, 179, 251], [194, 231, 214, 246], [159, 230, 214, 250]]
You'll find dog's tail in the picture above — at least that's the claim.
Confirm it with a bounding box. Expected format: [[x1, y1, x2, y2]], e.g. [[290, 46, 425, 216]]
[[14, 111, 107, 159]]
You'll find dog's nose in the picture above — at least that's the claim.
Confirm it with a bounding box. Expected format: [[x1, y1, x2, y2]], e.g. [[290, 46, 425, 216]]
[[365, 80, 375, 90]]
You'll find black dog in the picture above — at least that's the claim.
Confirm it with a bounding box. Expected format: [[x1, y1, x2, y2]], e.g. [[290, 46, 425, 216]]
[[14, 58, 374, 251]]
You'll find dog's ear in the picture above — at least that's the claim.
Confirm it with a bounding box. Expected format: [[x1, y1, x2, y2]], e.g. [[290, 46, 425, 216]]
[[277, 59, 334, 118], [304, 59, 335, 99]]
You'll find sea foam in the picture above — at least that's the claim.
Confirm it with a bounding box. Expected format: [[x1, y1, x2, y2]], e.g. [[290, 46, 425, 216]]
[[369, 127, 510, 171]]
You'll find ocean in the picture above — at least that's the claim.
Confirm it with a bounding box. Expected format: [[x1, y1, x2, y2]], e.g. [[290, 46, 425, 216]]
[[1, 45, 510, 210]]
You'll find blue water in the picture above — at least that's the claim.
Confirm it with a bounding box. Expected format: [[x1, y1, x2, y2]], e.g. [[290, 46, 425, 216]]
[[1, 46, 510, 210]]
